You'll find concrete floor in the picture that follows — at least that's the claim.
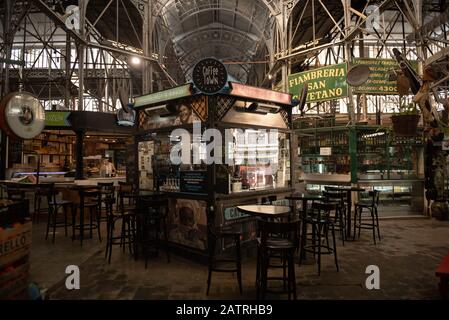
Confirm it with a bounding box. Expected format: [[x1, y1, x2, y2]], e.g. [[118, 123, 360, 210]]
[[28, 217, 449, 300]]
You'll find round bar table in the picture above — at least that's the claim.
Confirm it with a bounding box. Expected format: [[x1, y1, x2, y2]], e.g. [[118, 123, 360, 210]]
[[236, 205, 291, 219]]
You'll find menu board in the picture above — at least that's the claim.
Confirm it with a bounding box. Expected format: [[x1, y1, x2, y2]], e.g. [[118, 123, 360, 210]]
[[352, 58, 418, 95], [180, 171, 207, 193]]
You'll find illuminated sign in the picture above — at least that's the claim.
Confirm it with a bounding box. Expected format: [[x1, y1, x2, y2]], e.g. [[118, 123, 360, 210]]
[[134, 84, 192, 108], [192, 58, 228, 94], [45, 111, 71, 127], [229, 82, 291, 105]]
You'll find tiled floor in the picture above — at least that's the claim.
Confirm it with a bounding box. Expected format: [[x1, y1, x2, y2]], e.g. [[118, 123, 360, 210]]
[[28, 217, 449, 300]]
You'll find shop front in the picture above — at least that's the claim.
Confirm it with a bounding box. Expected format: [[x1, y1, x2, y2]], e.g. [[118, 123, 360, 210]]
[[3, 110, 134, 187], [134, 82, 293, 256], [295, 120, 425, 216]]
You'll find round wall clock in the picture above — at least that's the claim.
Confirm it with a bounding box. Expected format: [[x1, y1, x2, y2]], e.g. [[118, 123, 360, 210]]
[[192, 58, 228, 95], [0, 92, 46, 139]]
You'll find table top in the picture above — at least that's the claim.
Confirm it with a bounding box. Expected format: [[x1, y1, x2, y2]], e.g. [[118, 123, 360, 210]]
[[237, 205, 291, 217], [120, 190, 166, 197], [286, 193, 325, 201], [326, 186, 365, 192], [138, 190, 166, 197]]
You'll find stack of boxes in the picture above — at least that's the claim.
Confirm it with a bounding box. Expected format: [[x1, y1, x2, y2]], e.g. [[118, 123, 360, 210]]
[[0, 200, 32, 299]]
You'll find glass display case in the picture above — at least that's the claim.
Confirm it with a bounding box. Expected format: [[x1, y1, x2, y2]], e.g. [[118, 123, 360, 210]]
[[358, 181, 424, 215], [138, 133, 207, 192], [356, 127, 423, 180], [297, 127, 350, 176], [221, 129, 290, 194], [296, 125, 425, 216]]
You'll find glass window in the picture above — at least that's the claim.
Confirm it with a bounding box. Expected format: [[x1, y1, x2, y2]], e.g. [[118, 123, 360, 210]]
[[225, 129, 290, 192]]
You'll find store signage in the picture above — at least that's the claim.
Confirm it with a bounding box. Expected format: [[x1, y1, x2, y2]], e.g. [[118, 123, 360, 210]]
[[117, 107, 136, 127], [224, 206, 250, 221], [192, 58, 228, 94], [229, 82, 292, 105], [134, 84, 192, 108], [288, 63, 348, 103], [45, 111, 71, 127], [180, 171, 207, 193], [352, 58, 418, 95]]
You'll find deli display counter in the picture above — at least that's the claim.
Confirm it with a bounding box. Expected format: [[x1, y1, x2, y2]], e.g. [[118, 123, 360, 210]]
[[296, 123, 425, 216]]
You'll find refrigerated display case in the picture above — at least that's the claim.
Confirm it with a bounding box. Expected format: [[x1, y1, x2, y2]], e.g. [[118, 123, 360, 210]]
[[295, 124, 425, 215]]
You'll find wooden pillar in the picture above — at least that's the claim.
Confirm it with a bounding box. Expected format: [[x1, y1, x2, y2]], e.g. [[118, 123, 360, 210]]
[[75, 130, 84, 180]]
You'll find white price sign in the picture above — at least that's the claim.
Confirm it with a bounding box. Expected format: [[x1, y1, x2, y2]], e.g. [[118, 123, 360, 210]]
[[320, 147, 332, 155]]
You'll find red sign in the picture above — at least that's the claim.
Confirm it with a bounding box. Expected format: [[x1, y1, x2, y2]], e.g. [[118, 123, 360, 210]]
[[229, 82, 292, 105]]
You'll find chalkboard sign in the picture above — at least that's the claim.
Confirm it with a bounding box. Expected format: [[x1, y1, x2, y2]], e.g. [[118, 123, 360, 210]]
[[180, 171, 207, 193], [192, 58, 228, 94]]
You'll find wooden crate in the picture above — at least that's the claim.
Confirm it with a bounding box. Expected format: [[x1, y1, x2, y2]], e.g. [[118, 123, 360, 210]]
[[0, 260, 29, 299], [0, 220, 32, 270]]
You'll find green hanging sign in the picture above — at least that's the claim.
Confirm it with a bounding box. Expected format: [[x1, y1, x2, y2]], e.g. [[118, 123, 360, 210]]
[[352, 58, 418, 95], [133, 84, 192, 108], [288, 63, 348, 103], [45, 111, 71, 127]]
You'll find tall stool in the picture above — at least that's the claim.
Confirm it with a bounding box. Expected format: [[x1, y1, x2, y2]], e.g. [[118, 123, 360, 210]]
[[117, 181, 135, 209], [257, 219, 299, 300], [45, 184, 74, 243], [206, 225, 242, 295], [34, 183, 56, 223], [97, 182, 115, 223], [72, 187, 101, 246], [300, 202, 339, 275], [354, 190, 381, 244], [105, 205, 135, 264], [135, 197, 170, 268], [322, 190, 346, 245]]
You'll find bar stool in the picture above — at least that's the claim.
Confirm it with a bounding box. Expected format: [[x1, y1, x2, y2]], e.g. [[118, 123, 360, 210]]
[[354, 190, 381, 244], [72, 188, 101, 246], [34, 183, 53, 223], [322, 190, 346, 245], [300, 202, 339, 275], [45, 184, 74, 243], [206, 224, 242, 295], [135, 197, 170, 268], [117, 181, 135, 210], [97, 182, 115, 223], [256, 219, 300, 300], [105, 204, 136, 264]]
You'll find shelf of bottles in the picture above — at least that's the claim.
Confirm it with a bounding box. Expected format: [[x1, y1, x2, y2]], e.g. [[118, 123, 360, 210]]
[[298, 129, 350, 175], [356, 127, 423, 180]]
